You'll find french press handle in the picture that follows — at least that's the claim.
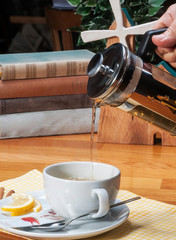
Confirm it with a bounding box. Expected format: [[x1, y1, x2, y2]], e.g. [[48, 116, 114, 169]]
[[136, 28, 176, 73]]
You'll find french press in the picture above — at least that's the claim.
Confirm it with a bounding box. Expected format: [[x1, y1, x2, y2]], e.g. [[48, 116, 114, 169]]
[[87, 29, 176, 135]]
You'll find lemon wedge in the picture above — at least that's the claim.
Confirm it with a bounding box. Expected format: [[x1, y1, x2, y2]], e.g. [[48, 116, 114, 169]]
[[33, 199, 42, 213], [1, 193, 34, 215]]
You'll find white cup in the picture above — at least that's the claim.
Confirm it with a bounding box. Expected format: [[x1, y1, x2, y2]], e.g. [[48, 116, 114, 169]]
[[43, 161, 120, 219]]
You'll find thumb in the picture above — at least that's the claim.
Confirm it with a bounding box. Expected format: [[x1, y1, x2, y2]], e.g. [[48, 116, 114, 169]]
[[152, 19, 176, 48]]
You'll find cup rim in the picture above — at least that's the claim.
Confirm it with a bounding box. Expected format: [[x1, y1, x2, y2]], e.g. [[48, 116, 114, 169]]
[[43, 161, 120, 182]]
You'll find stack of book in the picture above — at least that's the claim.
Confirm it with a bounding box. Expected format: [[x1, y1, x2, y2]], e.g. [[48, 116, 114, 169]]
[[0, 49, 100, 139]]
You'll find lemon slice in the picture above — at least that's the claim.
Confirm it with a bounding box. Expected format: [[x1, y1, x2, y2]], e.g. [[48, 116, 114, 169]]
[[10, 206, 34, 216], [1, 193, 34, 214], [10, 199, 42, 216]]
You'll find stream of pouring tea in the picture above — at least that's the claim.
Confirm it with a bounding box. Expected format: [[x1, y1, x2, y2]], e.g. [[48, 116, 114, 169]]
[[90, 102, 98, 179]]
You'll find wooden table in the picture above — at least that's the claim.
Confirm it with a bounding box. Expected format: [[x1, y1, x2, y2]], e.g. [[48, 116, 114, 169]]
[[0, 133, 176, 204], [0, 134, 176, 239]]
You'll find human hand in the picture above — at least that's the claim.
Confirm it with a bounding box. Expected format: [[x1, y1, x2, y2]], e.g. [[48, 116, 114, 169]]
[[152, 4, 176, 68]]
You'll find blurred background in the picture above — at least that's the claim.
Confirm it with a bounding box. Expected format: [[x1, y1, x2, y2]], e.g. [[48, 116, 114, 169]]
[[0, 0, 175, 54]]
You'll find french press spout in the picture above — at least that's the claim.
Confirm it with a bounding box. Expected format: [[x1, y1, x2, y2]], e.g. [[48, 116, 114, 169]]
[[87, 29, 176, 135]]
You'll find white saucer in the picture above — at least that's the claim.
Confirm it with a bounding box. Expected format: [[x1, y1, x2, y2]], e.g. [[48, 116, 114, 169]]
[[0, 190, 129, 240]]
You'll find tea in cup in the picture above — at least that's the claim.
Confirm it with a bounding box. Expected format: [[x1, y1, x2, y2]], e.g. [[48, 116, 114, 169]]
[[43, 161, 120, 219]]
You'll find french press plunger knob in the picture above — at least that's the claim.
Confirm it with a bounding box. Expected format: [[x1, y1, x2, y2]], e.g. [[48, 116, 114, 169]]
[[87, 53, 114, 77]]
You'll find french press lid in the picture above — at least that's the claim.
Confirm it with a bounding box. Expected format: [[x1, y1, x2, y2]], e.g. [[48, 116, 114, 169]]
[[87, 43, 128, 100]]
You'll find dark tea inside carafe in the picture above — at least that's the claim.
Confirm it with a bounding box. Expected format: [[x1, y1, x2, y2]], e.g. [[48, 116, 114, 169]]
[[135, 63, 176, 114], [128, 62, 176, 135]]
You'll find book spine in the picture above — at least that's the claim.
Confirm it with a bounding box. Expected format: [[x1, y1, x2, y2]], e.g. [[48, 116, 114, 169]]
[[0, 75, 88, 99], [1, 60, 89, 80], [0, 108, 100, 139], [0, 94, 93, 114]]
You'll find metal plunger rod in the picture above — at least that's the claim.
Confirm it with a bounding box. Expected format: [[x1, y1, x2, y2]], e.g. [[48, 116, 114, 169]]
[[99, 64, 114, 76]]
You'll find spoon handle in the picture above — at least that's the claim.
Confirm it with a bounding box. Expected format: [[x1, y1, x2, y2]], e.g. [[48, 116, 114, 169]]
[[110, 196, 141, 209]]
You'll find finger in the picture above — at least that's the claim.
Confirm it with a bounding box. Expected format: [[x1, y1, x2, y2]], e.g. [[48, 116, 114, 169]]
[[152, 4, 176, 47], [152, 19, 176, 47], [156, 47, 176, 67], [153, 4, 176, 29], [156, 46, 176, 55], [169, 62, 176, 68]]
